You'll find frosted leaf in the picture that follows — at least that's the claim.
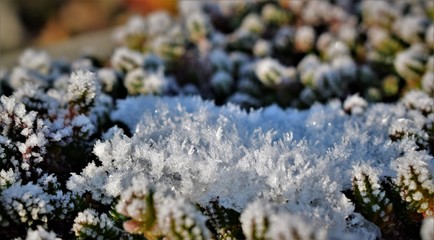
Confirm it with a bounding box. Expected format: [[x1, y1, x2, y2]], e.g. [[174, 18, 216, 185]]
[[26, 226, 59, 240], [421, 217, 434, 240]]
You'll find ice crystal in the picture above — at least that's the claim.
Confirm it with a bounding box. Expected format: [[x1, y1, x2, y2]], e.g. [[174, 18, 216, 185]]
[[66, 95, 422, 234]]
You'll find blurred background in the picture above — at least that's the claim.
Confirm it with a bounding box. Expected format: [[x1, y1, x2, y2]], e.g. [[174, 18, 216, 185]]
[[0, 0, 177, 53]]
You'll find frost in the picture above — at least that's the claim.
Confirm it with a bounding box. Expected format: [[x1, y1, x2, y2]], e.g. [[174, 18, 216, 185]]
[[66, 95, 420, 233]]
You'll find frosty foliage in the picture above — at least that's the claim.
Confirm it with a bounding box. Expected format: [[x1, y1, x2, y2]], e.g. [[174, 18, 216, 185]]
[[72, 208, 119, 239], [68, 94, 427, 236]]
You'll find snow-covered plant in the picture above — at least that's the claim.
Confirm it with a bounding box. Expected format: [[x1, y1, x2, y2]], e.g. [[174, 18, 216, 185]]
[[0, 95, 47, 175]]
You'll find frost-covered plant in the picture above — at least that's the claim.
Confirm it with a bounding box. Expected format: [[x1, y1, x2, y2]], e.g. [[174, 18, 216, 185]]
[[1, 1, 434, 238], [351, 164, 399, 238], [72, 208, 120, 239], [392, 151, 434, 218], [115, 175, 158, 237], [116, 175, 210, 239]]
